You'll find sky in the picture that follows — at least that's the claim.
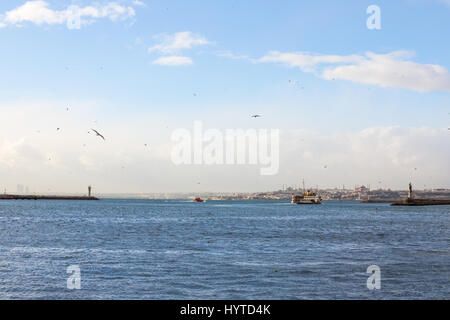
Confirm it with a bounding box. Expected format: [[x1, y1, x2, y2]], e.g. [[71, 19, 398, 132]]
[[0, 0, 449, 194]]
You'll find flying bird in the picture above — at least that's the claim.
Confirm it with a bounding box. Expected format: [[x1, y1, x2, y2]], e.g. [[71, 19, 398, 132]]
[[91, 129, 105, 140], [251, 115, 261, 118]]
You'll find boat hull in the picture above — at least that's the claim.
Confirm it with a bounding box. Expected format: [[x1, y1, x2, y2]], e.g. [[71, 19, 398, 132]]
[[292, 201, 322, 204]]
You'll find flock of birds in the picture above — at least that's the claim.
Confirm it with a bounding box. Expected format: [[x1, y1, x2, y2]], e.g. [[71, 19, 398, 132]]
[[39, 104, 267, 173], [39, 82, 449, 176], [52, 106, 263, 141]]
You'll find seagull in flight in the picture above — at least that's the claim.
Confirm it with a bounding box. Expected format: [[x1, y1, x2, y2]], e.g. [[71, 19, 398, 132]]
[[251, 114, 261, 118], [91, 129, 105, 140]]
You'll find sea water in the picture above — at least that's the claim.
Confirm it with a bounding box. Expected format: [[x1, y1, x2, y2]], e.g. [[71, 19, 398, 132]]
[[0, 199, 448, 299]]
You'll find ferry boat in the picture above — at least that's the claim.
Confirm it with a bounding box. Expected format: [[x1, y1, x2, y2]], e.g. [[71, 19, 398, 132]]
[[291, 191, 322, 204], [291, 180, 322, 204]]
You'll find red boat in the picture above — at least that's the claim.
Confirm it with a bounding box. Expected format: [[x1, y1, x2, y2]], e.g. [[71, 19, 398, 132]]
[[194, 197, 204, 202]]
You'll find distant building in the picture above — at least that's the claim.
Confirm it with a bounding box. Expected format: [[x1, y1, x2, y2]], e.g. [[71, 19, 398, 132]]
[[355, 185, 369, 193], [16, 184, 24, 194]]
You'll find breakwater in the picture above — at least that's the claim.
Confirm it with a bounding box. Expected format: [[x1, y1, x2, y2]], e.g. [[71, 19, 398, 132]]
[[361, 199, 401, 203], [391, 198, 450, 206], [0, 194, 99, 201]]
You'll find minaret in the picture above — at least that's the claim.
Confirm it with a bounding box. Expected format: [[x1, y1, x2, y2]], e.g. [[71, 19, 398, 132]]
[[88, 185, 92, 197]]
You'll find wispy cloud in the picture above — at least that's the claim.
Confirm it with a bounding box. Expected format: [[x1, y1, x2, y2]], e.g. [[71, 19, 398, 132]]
[[0, 1, 136, 28], [132, 0, 147, 7], [149, 31, 210, 54], [216, 51, 250, 61], [258, 50, 450, 92], [148, 31, 210, 66], [322, 52, 450, 92], [258, 51, 363, 72], [152, 56, 193, 66]]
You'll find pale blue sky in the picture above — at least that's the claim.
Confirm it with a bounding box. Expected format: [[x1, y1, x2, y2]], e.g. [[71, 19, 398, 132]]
[[1, 0, 450, 123], [0, 0, 449, 192]]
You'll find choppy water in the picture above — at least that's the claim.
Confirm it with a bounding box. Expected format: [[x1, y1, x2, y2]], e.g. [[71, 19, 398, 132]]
[[0, 199, 448, 299]]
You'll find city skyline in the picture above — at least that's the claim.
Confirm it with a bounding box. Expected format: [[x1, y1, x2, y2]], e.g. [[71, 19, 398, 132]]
[[1, 0, 449, 193]]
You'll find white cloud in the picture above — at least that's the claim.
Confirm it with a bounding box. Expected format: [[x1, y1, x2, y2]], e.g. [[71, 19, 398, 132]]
[[322, 52, 450, 92], [132, 0, 146, 6], [216, 51, 250, 60], [279, 126, 450, 189], [0, 1, 135, 28], [152, 56, 193, 66], [148, 31, 210, 54], [0, 138, 43, 167], [0, 100, 177, 193], [0, 100, 449, 192], [258, 51, 364, 72], [258, 50, 450, 92]]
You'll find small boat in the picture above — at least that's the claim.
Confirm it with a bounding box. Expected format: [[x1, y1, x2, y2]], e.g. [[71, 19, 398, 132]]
[[194, 197, 204, 203]]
